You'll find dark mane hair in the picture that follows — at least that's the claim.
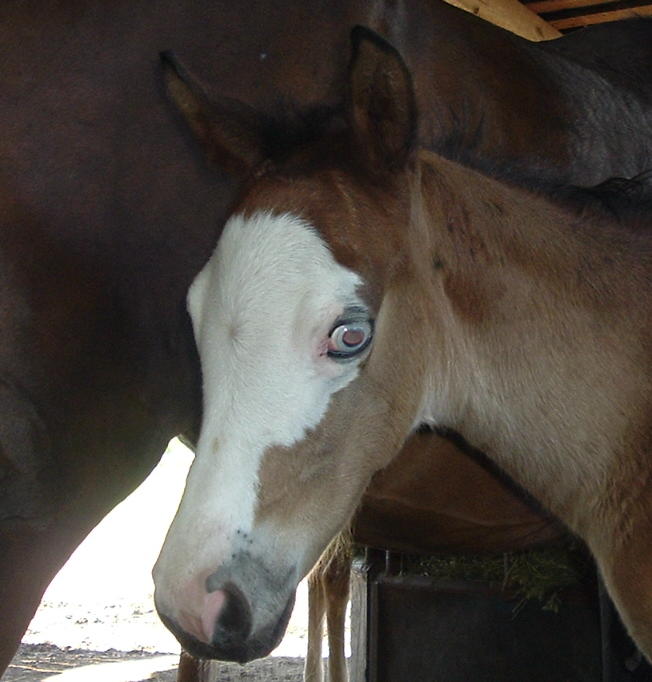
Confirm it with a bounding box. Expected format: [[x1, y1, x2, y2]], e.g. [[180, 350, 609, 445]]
[[549, 170, 652, 229], [257, 98, 652, 234], [433, 121, 652, 225], [255, 100, 345, 164]]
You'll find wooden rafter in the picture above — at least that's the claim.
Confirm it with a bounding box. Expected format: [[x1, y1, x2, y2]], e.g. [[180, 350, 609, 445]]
[[441, 0, 561, 40], [548, 3, 652, 28], [440, 0, 652, 40], [527, 0, 617, 13]]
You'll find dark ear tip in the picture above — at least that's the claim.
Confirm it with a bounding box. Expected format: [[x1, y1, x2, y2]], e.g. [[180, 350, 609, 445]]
[[159, 50, 175, 67], [350, 25, 375, 46], [350, 25, 396, 56], [159, 50, 187, 80]]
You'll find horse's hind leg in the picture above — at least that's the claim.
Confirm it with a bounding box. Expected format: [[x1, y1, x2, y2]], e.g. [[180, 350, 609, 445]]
[[313, 530, 352, 682], [324, 549, 351, 682], [304, 566, 326, 682]]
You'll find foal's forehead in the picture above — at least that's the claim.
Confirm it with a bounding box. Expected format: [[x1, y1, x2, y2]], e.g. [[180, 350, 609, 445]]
[[238, 169, 355, 223], [219, 212, 352, 313], [235, 168, 402, 279]]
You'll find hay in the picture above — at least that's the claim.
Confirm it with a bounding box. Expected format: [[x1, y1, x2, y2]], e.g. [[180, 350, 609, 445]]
[[399, 542, 594, 613]]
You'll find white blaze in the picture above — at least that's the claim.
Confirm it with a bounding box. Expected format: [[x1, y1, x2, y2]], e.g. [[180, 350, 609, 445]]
[[154, 211, 365, 606]]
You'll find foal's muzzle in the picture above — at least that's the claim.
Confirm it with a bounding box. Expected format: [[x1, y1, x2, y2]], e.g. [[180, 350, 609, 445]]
[[156, 551, 298, 663], [159, 588, 295, 663]]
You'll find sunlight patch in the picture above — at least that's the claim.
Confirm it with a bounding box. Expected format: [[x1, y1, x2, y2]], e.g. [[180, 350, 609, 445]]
[[42, 655, 178, 681]]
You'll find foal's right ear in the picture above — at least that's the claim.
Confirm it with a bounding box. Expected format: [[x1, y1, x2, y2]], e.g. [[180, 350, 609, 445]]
[[160, 52, 266, 176], [348, 27, 417, 174]]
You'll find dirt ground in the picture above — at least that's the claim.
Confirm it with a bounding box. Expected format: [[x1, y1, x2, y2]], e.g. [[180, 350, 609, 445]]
[[5, 644, 306, 682]]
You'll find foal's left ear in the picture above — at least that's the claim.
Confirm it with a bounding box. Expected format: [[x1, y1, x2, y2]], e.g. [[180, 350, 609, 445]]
[[160, 52, 267, 176], [348, 26, 417, 173]]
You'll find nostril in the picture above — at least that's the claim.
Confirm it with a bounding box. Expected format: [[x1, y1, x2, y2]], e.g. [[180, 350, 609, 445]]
[[214, 583, 252, 641], [200, 589, 226, 643]]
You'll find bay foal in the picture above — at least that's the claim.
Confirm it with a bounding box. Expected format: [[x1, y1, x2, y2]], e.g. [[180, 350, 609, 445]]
[[154, 28, 652, 665]]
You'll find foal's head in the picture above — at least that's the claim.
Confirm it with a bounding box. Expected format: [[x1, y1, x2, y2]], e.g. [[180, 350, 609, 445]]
[[154, 28, 433, 662]]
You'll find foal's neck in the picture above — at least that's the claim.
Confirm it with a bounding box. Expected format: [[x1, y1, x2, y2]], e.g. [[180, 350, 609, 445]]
[[415, 153, 650, 531]]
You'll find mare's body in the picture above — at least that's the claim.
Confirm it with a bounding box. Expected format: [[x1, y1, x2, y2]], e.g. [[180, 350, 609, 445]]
[[2, 0, 652, 671]]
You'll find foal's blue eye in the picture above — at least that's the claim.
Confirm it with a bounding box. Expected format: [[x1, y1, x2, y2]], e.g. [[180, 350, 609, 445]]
[[327, 318, 374, 359]]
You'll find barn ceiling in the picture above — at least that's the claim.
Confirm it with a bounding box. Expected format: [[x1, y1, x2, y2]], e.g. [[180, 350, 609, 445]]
[[523, 0, 652, 32], [442, 0, 651, 40]]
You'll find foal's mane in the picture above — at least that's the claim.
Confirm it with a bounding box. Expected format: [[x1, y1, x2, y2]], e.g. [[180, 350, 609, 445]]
[[550, 171, 652, 229], [252, 99, 652, 233], [433, 129, 652, 229], [249, 100, 344, 165]]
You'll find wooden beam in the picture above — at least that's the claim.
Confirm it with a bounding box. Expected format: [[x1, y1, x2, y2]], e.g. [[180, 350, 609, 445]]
[[527, 0, 616, 14], [442, 0, 562, 40], [549, 4, 652, 27]]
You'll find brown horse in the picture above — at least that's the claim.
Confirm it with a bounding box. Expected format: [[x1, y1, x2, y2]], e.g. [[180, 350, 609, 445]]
[[154, 27, 652, 664], [3, 0, 652, 674]]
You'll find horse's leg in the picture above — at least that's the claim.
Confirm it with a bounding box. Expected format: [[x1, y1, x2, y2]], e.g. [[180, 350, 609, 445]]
[[324, 549, 351, 682], [0, 394, 165, 675], [177, 651, 198, 682], [0, 530, 48, 672], [0, 518, 89, 674], [177, 650, 214, 682], [304, 566, 326, 682], [0, 389, 72, 673]]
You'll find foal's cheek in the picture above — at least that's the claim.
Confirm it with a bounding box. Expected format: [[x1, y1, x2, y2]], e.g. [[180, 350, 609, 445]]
[[255, 447, 294, 509], [254, 442, 323, 514]]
